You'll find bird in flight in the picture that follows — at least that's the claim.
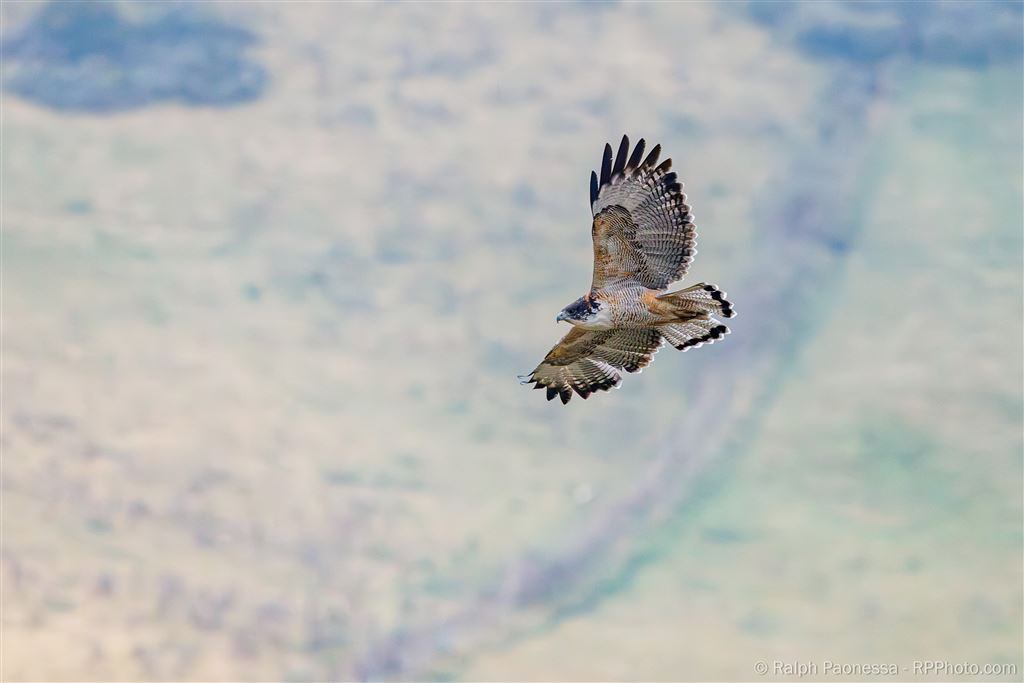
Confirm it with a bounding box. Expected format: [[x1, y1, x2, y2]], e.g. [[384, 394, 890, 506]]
[[520, 135, 735, 404]]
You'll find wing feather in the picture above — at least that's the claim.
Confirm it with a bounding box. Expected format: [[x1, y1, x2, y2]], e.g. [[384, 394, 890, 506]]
[[626, 138, 646, 170], [599, 142, 613, 187], [642, 143, 661, 169], [612, 134, 629, 177]]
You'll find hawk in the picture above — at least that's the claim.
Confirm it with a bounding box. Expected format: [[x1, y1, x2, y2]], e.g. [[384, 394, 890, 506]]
[[519, 135, 735, 404]]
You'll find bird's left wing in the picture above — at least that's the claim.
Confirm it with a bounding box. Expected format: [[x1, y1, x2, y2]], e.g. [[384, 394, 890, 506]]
[[589, 135, 697, 290], [519, 327, 664, 404]]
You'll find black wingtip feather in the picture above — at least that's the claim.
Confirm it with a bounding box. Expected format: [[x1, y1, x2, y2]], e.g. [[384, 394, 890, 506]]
[[600, 143, 613, 186], [559, 389, 572, 404], [643, 144, 661, 169], [546, 386, 558, 401], [627, 138, 645, 170], [590, 171, 599, 206], [655, 158, 673, 174], [612, 135, 629, 177]]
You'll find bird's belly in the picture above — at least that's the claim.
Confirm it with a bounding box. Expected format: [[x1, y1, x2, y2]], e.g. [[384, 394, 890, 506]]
[[604, 289, 666, 328]]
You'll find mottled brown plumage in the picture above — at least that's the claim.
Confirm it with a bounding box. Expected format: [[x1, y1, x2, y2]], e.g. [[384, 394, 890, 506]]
[[520, 135, 736, 404]]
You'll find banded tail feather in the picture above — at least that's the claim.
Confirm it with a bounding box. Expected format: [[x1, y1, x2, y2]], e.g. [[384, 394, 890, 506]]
[[656, 282, 735, 319], [659, 318, 730, 351]]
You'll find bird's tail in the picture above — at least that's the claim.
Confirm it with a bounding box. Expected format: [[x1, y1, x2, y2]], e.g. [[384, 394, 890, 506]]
[[656, 283, 735, 319], [656, 283, 735, 351]]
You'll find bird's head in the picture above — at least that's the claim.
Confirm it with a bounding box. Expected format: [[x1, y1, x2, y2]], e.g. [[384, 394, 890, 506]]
[[557, 293, 611, 329]]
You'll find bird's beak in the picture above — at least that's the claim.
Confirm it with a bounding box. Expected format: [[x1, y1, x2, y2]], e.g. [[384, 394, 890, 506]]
[[556, 311, 568, 323]]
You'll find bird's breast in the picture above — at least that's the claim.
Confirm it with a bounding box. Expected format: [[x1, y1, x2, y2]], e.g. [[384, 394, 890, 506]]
[[576, 307, 615, 330]]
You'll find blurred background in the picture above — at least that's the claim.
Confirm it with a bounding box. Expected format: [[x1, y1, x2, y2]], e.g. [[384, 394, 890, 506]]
[[2, 1, 1021, 681]]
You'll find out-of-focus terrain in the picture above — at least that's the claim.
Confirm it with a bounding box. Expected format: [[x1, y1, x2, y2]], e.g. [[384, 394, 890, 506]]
[[2, 2, 1021, 681]]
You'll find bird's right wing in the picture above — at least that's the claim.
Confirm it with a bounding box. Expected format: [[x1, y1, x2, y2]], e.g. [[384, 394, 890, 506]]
[[519, 327, 664, 403], [589, 135, 697, 290]]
